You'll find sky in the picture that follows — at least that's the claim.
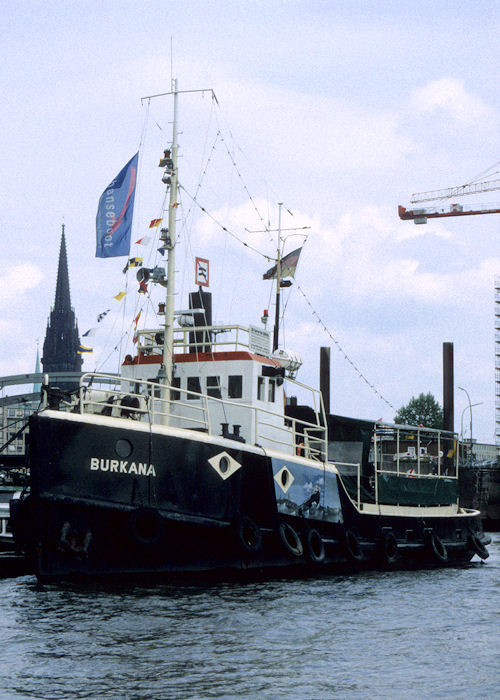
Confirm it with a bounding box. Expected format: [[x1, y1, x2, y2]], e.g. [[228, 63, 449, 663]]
[[0, 0, 499, 443]]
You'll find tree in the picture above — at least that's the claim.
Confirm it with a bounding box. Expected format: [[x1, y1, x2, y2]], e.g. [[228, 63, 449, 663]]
[[393, 392, 443, 429]]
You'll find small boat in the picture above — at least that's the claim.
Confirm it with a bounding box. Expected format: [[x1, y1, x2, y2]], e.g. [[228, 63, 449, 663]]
[[12, 82, 490, 581]]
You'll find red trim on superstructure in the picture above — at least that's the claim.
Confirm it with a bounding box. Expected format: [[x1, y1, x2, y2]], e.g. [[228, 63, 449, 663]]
[[122, 350, 282, 367]]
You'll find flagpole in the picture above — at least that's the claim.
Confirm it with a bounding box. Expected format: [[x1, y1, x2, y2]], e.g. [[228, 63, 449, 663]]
[[249, 206, 309, 353], [273, 203, 283, 352]]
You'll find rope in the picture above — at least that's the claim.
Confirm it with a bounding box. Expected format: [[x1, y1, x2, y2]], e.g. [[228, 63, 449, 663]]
[[296, 283, 395, 411]]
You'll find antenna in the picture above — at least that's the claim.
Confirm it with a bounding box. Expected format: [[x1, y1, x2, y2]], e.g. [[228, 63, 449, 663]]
[[249, 204, 309, 351], [170, 37, 173, 86]]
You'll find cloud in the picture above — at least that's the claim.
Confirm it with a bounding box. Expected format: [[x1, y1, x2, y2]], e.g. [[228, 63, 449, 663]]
[[0, 264, 44, 302], [409, 78, 494, 126]]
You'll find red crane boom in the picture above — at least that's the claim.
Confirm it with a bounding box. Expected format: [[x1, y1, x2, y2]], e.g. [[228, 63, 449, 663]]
[[398, 202, 500, 224], [399, 175, 500, 224]]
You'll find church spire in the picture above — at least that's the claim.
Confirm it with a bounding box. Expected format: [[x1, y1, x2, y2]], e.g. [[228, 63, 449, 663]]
[[32, 342, 41, 395], [42, 224, 83, 389], [54, 223, 72, 312]]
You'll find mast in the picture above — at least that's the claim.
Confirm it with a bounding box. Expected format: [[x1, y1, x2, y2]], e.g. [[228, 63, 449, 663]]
[[140, 81, 217, 425], [163, 78, 179, 392]]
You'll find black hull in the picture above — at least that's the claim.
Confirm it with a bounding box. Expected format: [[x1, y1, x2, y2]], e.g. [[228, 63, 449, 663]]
[[15, 412, 489, 582]]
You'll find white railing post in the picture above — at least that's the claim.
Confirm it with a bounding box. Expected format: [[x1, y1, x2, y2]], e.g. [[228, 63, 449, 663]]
[[357, 464, 361, 510], [437, 432, 441, 476], [396, 427, 400, 475]]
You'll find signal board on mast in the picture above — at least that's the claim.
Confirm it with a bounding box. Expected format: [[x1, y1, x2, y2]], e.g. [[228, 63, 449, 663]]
[[195, 257, 209, 287]]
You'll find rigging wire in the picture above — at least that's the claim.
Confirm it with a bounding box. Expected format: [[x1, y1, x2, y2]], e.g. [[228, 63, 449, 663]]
[[296, 282, 396, 411], [212, 106, 281, 242], [467, 160, 500, 185], [180, 127, 221, 295], [179, 184, 273, 261]]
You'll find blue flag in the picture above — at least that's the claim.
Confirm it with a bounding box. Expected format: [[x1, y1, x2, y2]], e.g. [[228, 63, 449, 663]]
[[96, 152, 139, 258]]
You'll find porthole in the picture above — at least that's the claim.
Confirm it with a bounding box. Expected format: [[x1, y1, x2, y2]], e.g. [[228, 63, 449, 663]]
[[219, 456, 230, 474], [115, 439, 133, 458], [274, 466, 294, 494]]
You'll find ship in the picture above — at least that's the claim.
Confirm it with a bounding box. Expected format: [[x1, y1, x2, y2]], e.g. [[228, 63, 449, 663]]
[[12, 82, 490, 581]]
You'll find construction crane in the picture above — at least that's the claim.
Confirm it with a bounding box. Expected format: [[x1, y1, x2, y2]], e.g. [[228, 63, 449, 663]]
[[410, 179, 500, 203], [398, 177, 500, 224]]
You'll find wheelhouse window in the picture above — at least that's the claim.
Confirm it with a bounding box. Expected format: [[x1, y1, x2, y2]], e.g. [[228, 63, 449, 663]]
[[268, 378, 276, 403], [171, 376, 181, 401], [228, 375, 242, 399], [257, 376, 266, 401], [206, 376, 222, 399], [187, 376, 201, 399]]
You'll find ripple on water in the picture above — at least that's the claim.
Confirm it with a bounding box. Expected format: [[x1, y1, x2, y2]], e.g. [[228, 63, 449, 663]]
[[0, 533, 498, 699]]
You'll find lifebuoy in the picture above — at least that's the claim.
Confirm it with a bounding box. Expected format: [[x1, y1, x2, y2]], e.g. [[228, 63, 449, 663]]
[[425, 529, 448, 563], [306, 528, 325, 563], [381, 531, 398, 565], [130, 507, 164, 544], [468, 533, 489, 560], [237, 516, 262, 553], [343, 529, 363, 562], [279, 522, 303, 557]]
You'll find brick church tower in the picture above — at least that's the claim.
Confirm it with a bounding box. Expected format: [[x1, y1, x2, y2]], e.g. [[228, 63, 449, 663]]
[[42, 224, 83, 389]]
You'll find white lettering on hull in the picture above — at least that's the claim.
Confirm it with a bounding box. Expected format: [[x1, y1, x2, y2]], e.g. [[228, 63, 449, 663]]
[[90, 457, 156, 477]]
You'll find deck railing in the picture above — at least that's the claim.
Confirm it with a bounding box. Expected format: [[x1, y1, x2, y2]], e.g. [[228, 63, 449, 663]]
[[334, 423, 460, 509], [77, 373, 327, 460], [373, 423, 459, 479], [136, 324, 271, 357]]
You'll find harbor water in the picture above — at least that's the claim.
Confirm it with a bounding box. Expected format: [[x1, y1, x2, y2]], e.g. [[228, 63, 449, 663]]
[[0, 534, 498, 699]]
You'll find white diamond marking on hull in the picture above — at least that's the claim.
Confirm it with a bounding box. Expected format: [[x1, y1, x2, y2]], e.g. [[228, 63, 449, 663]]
[[208, 451, 242, 480], [274, 466, 294, 494]]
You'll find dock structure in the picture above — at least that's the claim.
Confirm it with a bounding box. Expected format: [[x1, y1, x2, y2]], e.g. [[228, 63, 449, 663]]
[[495, 277, 500, 449]]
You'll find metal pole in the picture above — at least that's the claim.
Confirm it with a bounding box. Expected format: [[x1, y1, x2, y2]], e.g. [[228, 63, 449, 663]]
[[161, 78, 179, 425], [458, 387, 478, 456], [443, 342, 454, 432], [272, 203, 283, 352], [320, 346, 331, 415]]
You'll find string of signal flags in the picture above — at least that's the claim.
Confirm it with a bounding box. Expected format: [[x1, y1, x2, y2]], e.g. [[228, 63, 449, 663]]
[[80, 217, 169, 354]]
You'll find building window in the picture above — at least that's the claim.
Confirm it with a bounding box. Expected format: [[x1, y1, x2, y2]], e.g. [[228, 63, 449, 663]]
[[187, 376, 201, 398], [257, 376, 266, 401], [228, 375, 242, 399], [268, 379, 276, 403], [206, 376, 222, 399]]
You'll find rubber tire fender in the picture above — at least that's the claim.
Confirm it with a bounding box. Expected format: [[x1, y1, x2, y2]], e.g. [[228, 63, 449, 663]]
[[237, 516, 262, 553], [468, 533, 489, 560], [343, 529, 363, 562], [425, 529, 448, 563], [381, 531, 398, 565], [129, 507, 164, 545], [306, 528, 325, 563], [279, 521, 303, 557]]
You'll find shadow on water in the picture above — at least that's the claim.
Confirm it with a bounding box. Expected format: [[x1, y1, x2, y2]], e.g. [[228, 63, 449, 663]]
[[0, 533, 498, 699]]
